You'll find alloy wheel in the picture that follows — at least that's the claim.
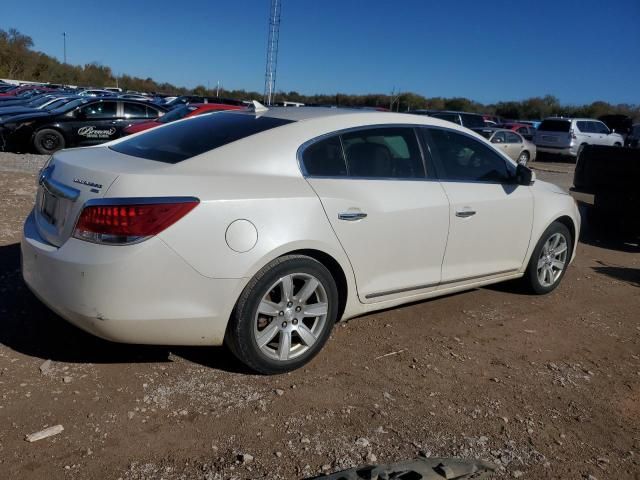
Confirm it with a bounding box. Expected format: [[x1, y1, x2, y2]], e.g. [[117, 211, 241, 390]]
[[253, 273, 329, 362], [536, 233, 568, 287]]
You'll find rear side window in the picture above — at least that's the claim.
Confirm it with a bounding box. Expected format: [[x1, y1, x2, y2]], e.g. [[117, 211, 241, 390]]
[[461, 114, 485, 128], [432, 113, 461, 125], [301, 136, 347, 177], [110, 112, 294, 163], [342, 127, 425, 179], [505, 132, 522, 143], [301, 127, 426, 179], [538, 120, 571, 132], [576, 121, 592, 133]]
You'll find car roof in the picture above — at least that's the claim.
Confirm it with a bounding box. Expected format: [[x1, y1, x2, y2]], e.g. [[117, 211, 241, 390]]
[[235, 106, 372, 122]]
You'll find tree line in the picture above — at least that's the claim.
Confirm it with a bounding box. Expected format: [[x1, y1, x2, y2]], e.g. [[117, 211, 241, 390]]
[[1, 27, 638, 121]]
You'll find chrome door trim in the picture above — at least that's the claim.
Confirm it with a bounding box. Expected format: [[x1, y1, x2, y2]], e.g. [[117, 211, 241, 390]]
[[364, 268, 519, 300]]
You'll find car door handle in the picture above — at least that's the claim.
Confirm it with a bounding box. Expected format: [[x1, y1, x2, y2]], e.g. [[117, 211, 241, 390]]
[[338, 212, 367, 221], [455, 209, 476, 218]]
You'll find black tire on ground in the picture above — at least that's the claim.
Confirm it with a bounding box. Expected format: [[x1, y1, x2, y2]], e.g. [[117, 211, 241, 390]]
[[517, 150, 530, 165], [524, 221, 573, 295], [576, 143, 588, 162], [225, 255, 339, 375], [33, 128, 65, 155]]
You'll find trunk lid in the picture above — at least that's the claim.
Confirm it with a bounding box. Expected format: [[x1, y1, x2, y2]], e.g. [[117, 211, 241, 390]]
[[34, 146, 168, 247]]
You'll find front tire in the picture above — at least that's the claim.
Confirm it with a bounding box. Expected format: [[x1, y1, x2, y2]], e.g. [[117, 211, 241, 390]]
[[225, 255, 339, 374], [524, 222, 572, 294], [33, 128, 65, 155], [517, 150, 530, 165]]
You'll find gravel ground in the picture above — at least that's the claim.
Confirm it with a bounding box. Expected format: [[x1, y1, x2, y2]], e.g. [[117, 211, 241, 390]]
[[0, 151, 638, 479]]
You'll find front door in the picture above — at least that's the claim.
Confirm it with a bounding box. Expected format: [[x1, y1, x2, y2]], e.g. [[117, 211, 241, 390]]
[[68, 100, 120, 146], [422, 127, 533, 284], [301, 126, 450, 302]]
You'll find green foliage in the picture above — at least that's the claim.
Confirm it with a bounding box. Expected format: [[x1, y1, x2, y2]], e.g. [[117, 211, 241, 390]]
[[1, 27, 638, 120]]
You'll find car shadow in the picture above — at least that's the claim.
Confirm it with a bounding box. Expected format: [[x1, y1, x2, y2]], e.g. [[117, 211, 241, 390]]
[[0, 242, 250, 373], [578, 207, 640, 253], [592, 260, 640, 287]]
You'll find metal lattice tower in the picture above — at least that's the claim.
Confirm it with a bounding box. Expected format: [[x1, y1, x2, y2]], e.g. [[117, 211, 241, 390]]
[[263, 0, 281, 105]]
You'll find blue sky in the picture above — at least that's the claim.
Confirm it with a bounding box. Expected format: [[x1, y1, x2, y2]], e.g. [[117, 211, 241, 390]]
[[3, 0, 639, 104]]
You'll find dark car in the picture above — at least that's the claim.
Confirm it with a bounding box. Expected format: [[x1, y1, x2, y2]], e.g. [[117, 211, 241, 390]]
[[408, 109, 486, 129], [0, 95, 80, 123], [628, 124, 640, 149], [163, 95, 245, 109], [598, 114, 633, 143], [0, 98, 166, 154]]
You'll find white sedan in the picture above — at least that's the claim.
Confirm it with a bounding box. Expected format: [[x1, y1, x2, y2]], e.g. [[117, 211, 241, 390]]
[[22, 107, 580, 374]]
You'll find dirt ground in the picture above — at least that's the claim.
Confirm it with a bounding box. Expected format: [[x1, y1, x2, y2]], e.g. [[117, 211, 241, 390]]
[[0, 152, 638, 480]]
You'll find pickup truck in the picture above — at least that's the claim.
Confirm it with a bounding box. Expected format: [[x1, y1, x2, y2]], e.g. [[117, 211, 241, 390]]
[[571, 145, 640, 234]]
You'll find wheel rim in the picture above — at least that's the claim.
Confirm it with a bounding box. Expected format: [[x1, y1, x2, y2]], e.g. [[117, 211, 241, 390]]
[[41, 134, 59, 151], [253, 273, 329, 362], [518, 152, 528, 164], [537, 233, 568, 287]]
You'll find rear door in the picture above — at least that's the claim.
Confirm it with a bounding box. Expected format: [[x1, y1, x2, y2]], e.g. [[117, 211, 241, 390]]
[[121, 101, 163, 132], [536, 119, 572, 149], [302, 126, 450, 302], [422, 127, 533, 283], [503, 131, 525, 161]]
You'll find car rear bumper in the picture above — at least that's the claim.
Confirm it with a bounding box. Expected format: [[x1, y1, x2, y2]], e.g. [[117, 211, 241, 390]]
[[536, 145, 577, 156], [21, 211, 244, 346]]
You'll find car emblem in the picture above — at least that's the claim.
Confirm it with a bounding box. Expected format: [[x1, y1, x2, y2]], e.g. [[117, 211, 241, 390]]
[[73, 178, 103, 189]]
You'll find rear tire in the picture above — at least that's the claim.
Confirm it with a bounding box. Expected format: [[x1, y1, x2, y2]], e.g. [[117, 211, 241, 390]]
[[33, 129, 65, 155], [225, 255, 339, 374], [524, 221, 573, 295]]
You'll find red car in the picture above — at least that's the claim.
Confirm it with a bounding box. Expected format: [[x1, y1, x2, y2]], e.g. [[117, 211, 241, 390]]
[[497, 122, 536, 141], [123, 103, 244, 135], [0, 85, 55, 97]]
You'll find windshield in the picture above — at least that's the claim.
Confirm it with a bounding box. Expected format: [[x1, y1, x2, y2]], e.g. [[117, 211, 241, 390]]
[[538, 119, 571, 132], [158, 105, 195, 124], [49, 98, 86, 115], [110, 112, 295, 163]]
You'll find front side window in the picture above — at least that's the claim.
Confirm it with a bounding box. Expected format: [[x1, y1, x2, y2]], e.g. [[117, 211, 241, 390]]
[[593, 121, 609, 134], [301, 136, 347, 177], [341, 127, 425, 179], [426, 128, 513, 183], [77, 101, 117, 119]]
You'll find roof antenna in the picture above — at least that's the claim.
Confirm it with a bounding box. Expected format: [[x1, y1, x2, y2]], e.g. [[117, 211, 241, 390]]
[[249, 100, 269, 113]]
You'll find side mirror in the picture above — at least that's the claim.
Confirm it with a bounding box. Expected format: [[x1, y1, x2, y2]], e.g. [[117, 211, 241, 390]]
[[515, 163, 534, 185]]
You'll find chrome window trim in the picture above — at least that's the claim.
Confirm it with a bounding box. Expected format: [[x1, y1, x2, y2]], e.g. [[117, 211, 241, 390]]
[[297, 123, 433, 182]]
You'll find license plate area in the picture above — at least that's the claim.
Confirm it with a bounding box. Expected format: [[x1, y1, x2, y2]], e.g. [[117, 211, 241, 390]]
[[40, 189, 59, 225]]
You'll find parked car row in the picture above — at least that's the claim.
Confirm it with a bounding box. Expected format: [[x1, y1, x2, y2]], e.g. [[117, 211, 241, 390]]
[[0, 82, 250, 154]]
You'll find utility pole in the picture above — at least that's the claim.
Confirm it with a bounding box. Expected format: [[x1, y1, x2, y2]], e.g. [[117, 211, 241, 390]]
[[62, 32, 67, 64], [263, 0, 282, 105]]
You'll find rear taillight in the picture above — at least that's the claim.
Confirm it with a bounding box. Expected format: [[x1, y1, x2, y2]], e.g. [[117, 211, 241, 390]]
[[570, 129, 577, 140], [73, 198, 199, 245]]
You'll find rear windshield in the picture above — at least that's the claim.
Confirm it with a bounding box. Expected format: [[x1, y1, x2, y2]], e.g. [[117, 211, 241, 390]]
[[538, 120, 571, 132], [461, 113, 486, 128], [110, 112, 294, 163]]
